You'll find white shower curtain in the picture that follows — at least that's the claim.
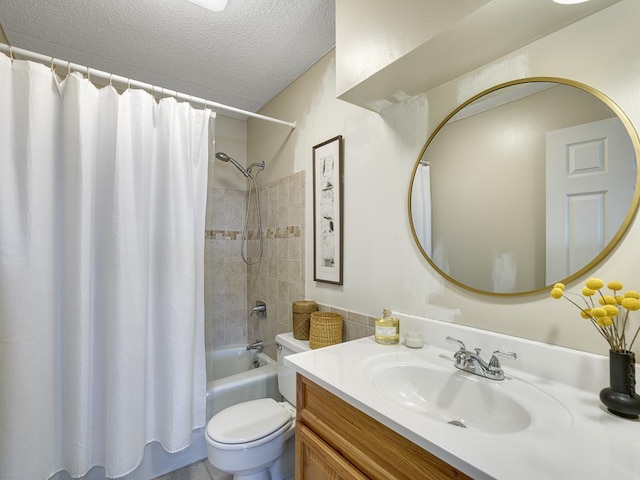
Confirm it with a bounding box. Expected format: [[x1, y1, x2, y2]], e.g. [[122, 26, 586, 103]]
[[411, 163, 432, 257], [0, 53, 210, 479]]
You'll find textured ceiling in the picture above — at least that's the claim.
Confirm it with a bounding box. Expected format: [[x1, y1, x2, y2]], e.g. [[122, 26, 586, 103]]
[[0, 0, 335, 119]]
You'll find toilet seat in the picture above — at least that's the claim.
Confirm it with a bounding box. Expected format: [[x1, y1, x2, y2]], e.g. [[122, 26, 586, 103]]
[[206, 398, 293, 450]]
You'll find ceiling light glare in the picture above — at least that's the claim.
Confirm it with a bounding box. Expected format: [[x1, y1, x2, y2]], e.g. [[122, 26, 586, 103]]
[[552, 0, 591, 4], [185, 0, 229, 12]]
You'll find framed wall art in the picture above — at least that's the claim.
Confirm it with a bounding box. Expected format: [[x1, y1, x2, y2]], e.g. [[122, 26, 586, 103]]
[[312, 135, 343, 285]]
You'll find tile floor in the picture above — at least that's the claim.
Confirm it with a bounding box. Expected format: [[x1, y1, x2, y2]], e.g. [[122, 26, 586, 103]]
[[153, 460, 232, 480]]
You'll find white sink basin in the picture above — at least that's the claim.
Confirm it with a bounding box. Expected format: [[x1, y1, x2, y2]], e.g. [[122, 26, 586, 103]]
[[360, 352, 573, 436]]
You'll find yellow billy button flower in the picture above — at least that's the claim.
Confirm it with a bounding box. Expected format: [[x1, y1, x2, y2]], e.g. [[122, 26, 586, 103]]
[[599, 295, 617, 306], [551, 278, 640, 352], [603, 305, 619, 317], [608, 281, 623, 291], [550, 288, 564, 299], [586, 278, 604, 290], [597, 316, 613, 327], [621, 297, 640, 311]]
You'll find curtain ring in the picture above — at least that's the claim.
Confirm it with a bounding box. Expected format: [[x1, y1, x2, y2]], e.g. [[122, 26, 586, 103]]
[[109, 73, 113, 87], [127, 78, 131, 90], [67, 61, 72, 77], [87, 67, 91, 82], [50, 57, 56, 73], [9, 46, 14, 62]]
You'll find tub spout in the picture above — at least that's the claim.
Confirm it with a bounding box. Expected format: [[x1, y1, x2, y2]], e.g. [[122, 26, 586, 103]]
[[246, 340, 265, 351]]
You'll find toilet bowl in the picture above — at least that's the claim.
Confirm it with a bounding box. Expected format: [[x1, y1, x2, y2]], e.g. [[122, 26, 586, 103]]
[[205, 333, 309, 480]]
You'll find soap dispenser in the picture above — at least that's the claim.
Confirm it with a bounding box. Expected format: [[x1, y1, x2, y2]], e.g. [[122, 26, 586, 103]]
[[374, 308, 399, 345]]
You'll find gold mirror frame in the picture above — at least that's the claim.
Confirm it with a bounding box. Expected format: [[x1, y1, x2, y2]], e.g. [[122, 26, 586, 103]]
[[408, 77, 640, 296]]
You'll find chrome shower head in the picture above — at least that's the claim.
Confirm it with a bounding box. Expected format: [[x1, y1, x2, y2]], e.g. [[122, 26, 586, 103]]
[[215, 152, 250, 178]]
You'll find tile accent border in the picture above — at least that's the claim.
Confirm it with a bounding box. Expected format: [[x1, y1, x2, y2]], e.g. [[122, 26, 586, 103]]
[[205, 226, 301, 241]]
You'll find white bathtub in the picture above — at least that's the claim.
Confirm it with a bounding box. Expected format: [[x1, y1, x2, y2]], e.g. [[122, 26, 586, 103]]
[[206, 344, 280, 419]]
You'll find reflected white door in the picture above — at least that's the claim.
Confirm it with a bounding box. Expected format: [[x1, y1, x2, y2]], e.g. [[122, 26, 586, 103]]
[[546, 117, 635, 284]]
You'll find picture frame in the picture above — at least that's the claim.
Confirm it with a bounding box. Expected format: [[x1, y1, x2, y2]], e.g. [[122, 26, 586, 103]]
[[312, 135, 343, 285]]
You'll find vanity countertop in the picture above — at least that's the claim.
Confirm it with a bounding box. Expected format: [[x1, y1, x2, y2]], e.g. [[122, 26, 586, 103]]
[[285, 316, 640, 480]]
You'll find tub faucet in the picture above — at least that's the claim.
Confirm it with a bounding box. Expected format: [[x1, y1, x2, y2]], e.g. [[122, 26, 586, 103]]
[[446, 336, 517, 381], [246, 339, 264, 352]]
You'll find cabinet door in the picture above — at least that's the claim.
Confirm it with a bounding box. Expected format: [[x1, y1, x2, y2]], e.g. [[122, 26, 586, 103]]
[[297, 375, 471, 480], [296, 423, 368, 480]]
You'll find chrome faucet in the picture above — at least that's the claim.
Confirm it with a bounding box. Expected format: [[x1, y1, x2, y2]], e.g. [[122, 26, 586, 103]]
[[246, 339, 265, 351], [446, 337, 517, 381]]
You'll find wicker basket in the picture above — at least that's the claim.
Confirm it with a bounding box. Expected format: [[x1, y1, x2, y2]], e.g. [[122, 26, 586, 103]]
[[292, 300, 318, 340], [309, 311, 343, 349]]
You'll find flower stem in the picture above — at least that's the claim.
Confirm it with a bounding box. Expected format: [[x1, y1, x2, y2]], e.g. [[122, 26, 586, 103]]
[[563, 292, 590, 311], [620, 310, 629, 350]]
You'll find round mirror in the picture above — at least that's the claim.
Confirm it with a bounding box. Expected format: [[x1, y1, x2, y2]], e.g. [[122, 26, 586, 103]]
[[409, 77, 640, 296]]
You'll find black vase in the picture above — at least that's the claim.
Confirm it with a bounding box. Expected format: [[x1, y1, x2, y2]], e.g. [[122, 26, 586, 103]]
[[599, 350, 640, 419]]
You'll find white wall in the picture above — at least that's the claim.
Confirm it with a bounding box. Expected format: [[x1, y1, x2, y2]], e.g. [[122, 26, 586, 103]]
[[335, 0, 490, 96], [249, 0, 640, 357], [211, 115, 247, 191]]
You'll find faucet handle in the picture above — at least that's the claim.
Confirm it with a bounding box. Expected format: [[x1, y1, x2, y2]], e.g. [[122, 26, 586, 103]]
[[251, 300, 267, 317], [446, 336, 466, 351], [488, 350, 517, 374], [446, 337, 467, 367]]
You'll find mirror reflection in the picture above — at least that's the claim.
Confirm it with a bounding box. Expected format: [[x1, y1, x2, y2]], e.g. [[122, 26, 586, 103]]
[[410, 78, 640, 296]]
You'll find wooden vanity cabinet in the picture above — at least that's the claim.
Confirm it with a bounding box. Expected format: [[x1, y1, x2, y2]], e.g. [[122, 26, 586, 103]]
[[295, 375, 470, 480]]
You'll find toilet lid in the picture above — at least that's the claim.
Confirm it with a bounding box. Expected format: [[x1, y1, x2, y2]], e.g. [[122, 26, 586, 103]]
[[206, 398, 292, 444]]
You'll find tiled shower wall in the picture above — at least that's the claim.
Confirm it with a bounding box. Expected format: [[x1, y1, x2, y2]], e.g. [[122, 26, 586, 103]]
[[247, 171, 305, 359], [204, 169, 376, 359], [204, 187, 248, 349], [204, 170, 306, 357]]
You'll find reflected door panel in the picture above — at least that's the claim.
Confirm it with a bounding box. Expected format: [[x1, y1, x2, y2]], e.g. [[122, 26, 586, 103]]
[[545, 117, 635, 283]]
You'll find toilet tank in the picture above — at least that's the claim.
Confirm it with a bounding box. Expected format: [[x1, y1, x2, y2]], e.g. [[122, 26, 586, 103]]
[[275, 332, 310, 406]]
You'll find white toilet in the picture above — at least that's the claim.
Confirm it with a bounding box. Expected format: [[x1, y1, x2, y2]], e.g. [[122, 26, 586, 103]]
[[205, 332, 309, 480]]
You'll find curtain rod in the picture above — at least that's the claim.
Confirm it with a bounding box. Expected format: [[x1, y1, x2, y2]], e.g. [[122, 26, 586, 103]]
[[0, 43, 296, 129]]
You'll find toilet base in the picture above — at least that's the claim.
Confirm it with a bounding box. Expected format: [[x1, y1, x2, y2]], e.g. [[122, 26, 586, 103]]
[[224, 435, 293, 480], [231, 471, 270, 480], [209, 426, 295, 480], [265, 433, 295, 480]]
